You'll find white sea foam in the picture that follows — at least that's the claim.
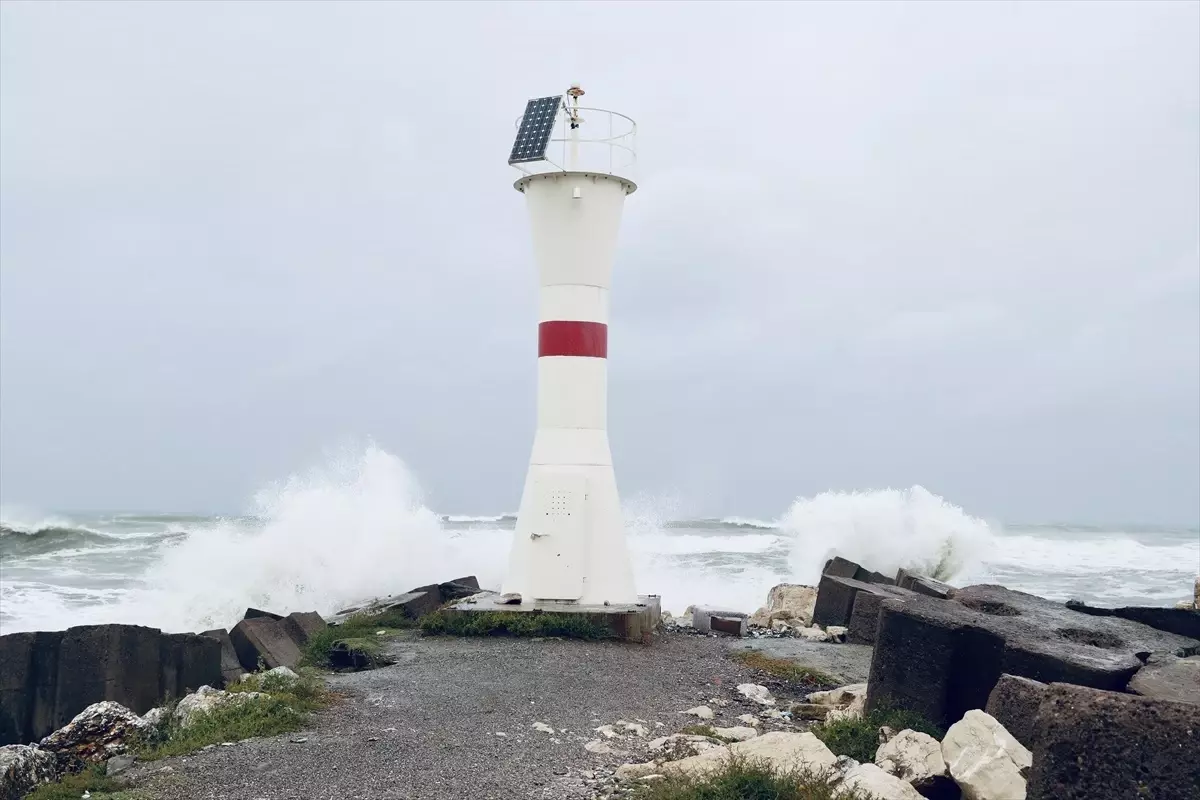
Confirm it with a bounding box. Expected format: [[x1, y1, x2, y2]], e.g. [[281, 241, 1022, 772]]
[[779, 486, 996, 585]]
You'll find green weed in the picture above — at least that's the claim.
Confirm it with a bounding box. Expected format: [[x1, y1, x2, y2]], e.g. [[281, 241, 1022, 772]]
[[419, 609, 615, 639], [811, 706, 943, 763], [631, 755, 876, 799], [730, 650, 840, 691], [26, 764, 146, 800]]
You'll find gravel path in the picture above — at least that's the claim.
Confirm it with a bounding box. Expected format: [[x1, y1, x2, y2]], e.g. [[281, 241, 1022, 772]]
[[132, 632, 859, 800]]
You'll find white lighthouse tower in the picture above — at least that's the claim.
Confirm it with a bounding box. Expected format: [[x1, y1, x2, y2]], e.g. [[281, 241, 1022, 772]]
[[501, 86, 639, 607]]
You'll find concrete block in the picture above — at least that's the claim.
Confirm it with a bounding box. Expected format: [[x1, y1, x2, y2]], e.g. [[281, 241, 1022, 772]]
[[384, 591, 440, 620], [53, 625, 162, 728], [229, 617, 302, 671], [822, 556, 861, 578], [984, 674, 1047, 749], [692, 606, 748, 634], [160, 632, 222, 699], [1127, 653, 1200, 705], [813, 574, 910, 628], [710, 616, 748, 637], [243, 608, 283, 621], [1066, 600, 1200, 640], [281, 611, 326, 647], [200, 629, 245, 686], [866, 587, 1199, 729], [847, 591, 886, 644], [0, 632, 35, 745], [438, 576, 481, 602], [1027, 683, 1200, 800]]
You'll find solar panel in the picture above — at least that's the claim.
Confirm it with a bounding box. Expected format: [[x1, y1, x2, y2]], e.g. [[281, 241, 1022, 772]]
[[508, 95, 562, 165]]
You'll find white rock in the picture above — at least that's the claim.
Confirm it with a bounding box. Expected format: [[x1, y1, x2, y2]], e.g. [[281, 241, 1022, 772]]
[[661, 611, 675, 626], [825, 693, 865, 723], [584, 739, 620, 755], [796, 625, 832, 642], [759, 708, 786, 720], [836, 762, 925, 800], [707, 698, 730, 707], [648, 734, 719, 749], [943, 710, 1032, 771], [875, 729, 947, 785], [809, 684, 868, 707], [770, 619, 793, 633], [943, 710, 1031, 800], [174, 686, 266, 730], [712, 726, 758, 742], [683, 705, 715, 720], [616, 761, 659, 779], [140, 707, 167, 728], [532, 722, 556, 734], [736, 683, 776, 705], [759, 584, 818, 626], [594, 724, 619, 739], [40, 701, 148, 765], [617, 720, 650, 737], [0, 744, 57, 799], [263, 666, 298, 682], [658, 732, 837, 779], [826, 625, 848, 642], [737, 714, 761, 726]]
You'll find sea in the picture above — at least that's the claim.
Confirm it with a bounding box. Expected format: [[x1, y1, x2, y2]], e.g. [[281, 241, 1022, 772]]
[[2, 446, 1197, 636]]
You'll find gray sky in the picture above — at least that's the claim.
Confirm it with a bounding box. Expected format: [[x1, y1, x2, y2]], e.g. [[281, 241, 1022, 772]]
[[1, 1, 1197, 524]]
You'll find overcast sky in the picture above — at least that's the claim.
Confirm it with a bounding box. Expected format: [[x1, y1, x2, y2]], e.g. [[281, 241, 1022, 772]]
[[1, 1, 1197, 524]]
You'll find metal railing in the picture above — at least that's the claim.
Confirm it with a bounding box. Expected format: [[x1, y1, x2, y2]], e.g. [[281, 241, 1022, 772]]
[[510, 106, 637, 181]]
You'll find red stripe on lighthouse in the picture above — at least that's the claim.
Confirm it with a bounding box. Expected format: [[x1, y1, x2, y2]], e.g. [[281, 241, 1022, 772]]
[[539, 321, 608, 358]]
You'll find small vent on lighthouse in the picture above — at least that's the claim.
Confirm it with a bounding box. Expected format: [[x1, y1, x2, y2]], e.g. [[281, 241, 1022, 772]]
[[545, 490, 574, 517]]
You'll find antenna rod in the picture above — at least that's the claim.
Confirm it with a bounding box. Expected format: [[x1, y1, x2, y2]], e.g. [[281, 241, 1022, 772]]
[[567, 84, 585, 170]]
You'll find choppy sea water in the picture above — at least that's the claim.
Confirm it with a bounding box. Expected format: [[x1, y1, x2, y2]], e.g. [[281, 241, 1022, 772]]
[[2, 446, 1196, 635]]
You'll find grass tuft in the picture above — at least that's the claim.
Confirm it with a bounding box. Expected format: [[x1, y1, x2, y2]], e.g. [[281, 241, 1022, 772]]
[[301, 610, 412, 670], [419, 609, 615, 640], [631, 755, 876, 799], [26, 764, 146, 800], [136, 669, 331, 761], [811, 705, 943, 763], [730, 651, 840, 691]]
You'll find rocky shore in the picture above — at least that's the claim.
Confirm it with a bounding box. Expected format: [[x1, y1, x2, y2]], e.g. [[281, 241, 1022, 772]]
[[1, 566, 1197, 800]]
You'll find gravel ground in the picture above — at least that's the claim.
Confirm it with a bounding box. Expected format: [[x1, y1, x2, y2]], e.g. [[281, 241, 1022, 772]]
[[130, 632, 862, 800]]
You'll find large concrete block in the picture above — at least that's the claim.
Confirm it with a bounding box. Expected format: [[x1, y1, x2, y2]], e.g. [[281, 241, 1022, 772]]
[[160, 633, 221, 698], [1066, 599, 1200, 640], [438, 576, 481, 601], [229, 618, 301, 671], [984, 673, 1047, 749], [822, 556, 861, 578], [54, 625, 162, 728], [866, 598, 1005, 728], [199, 629, 245, 686], [243, 608, 283, 621], [281, 612, 326, 647], [384, 591, 439, 620], [1027, 682, 1200, 800], [1127, 653, 1200, 705], [814, 574, 911, 628], [0, 633, 35, 745], [866, 587, 1199, 730]]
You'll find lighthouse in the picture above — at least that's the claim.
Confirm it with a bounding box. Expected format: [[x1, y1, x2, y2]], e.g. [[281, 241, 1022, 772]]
[[500, 86, 639, 607]]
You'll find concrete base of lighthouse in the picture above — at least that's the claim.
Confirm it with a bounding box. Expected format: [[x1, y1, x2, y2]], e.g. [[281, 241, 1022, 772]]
[[445, 592, 662, 644]]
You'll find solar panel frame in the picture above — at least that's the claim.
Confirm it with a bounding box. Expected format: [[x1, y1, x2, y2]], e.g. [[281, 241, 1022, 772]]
[[508, 95, 562, 165]]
